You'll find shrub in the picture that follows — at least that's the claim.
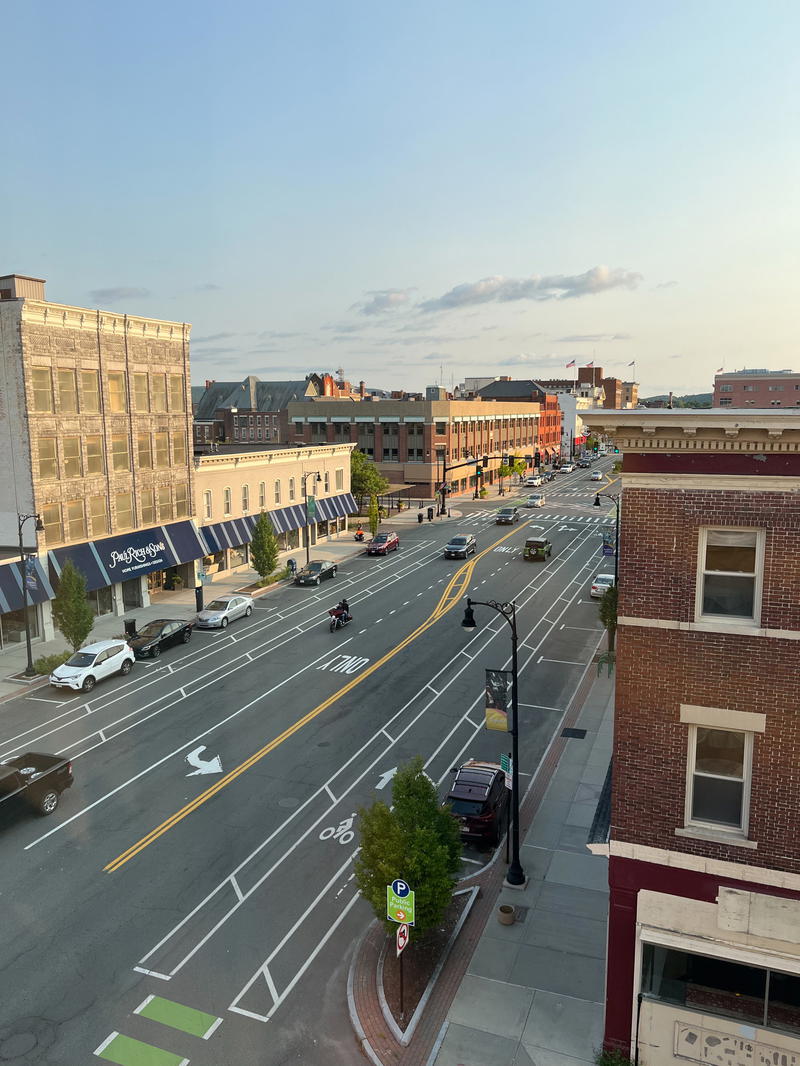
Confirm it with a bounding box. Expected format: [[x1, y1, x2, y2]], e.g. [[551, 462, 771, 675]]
[[33, 651, 71, 676]]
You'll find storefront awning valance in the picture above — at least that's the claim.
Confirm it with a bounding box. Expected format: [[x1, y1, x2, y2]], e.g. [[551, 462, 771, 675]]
[[0, 557, 54, 614], [316, 493, 357, 520], [198, 493, 357, 552]]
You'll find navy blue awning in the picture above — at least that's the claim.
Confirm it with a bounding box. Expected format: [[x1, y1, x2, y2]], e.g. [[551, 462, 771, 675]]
[[317, 492, 356, 520], [0, 557, 54, 614], [196, 493, 356, 553]]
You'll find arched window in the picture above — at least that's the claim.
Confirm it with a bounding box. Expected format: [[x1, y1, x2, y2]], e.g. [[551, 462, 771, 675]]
[[259, 481, 266, 509], [288, 477, 296, 502], [274, 480, 281, 505], [223, 487, 232, 515], [203, 490, 212, 520], [242, 484, 250, 512]]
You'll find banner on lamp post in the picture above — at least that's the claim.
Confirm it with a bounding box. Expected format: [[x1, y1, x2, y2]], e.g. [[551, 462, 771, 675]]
[[601, 529, 615, 557], [485, 668, 512, 732]]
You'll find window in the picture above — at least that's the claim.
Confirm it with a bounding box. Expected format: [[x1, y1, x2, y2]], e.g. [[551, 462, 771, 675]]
[[242, 485, 250, 512], [140, 489, 155, 527], [115, 492, 134, 531], [81, 371, 101, 413], [157, 485, 172, 521], [175, 483, 189, 518], [324, 472, 330, 492], [223, 487, 232, 515], [698, 528, 761, 623], [233, 415, 239, 426], [133, 373, 150, 411], [294, 421, 303, 435], [108, 372, 127, 412], [31, 367, 53, 412], [718, 397, 732, 406], [169, 375, 185, 411], [274, 481, 281, 504], [172, 431, 187, 466], [137, 433, 153, 469], [257, 428, 262, 440], [41, 503, 62, 545], [719, 384, 733, 392], [435, 421, 447, 435], [89, 495, 109, 536], [63, 437, 82, 478], [38, 438, 58, 480], [151, 374, 167, 413], [58, 369, 78, 413], [249, 427, 254, 440], [154, 432, 169, 468], [687, 726, 750, 830], [289, 477, 296, 502], [111, 433, 130, 471], [258, 482, 266, 508], [769, 384, 784, 391], [743, 384, 757, 392], [66, 499, 87, 541], [335, 468, 344, 491], [204, 490, 212, 520]]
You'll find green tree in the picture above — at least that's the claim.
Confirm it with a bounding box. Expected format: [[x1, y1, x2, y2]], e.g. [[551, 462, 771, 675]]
[[51, 560, 94, 652], [368, 494, 380, 535], [351, 449, 390, 511], [599, 583, 618, 653], [511, 456, 526, 477], [250, 511, 279, 580], [497, 462, 513, 493], [354, 757, 461, 935]]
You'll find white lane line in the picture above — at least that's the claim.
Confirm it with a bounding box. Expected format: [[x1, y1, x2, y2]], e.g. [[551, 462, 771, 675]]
[[374, 618, 383, 624], [403, 601, 410, 606], [230, 876, 245, 903], [381, 728, 394, 742], [263, 966, 280, 1007], [325, 784, 337, 804], [358, 628, 367, 634], [203, 1016, 224, 1040], [93, 1032, 118, 1057], [132, 966, 170, 980], [133, 994, 155, 1015], [389, 610, 396, 615], [518, 702, 564, 711]]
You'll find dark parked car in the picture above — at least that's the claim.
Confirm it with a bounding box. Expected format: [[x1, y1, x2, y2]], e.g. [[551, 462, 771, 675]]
[[0, 752, 73, 816], [295, 560, 338, 586], [367, 531, 400, 555], [444, 761, 509, 846], [496, 507, 520, 525], [128, 618, 194, 659]]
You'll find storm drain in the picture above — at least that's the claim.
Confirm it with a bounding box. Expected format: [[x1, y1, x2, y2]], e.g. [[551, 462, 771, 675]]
[[561, 727, 587, 739]]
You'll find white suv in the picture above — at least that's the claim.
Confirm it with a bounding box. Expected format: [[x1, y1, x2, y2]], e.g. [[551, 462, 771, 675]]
[[49, 640, 134, 692]]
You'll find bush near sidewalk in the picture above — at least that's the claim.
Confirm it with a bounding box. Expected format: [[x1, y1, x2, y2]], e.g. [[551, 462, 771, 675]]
[[32, 651, 71, 676]]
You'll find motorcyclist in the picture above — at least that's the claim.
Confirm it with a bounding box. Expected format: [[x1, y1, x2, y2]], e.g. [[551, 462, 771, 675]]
[[336, 598, 351, 622]]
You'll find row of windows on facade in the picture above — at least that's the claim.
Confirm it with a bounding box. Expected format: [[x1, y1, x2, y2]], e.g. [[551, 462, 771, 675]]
[[41, 485, 189, 545], [719, 383, 800, 392], [202, 469, 345, 520], [30, 367, 186, 415], [294, 420, 537, 436], [718, 397, 799, 406], [232, 414, 279, 426], [37, 430, 188, 480], [232, 425, 277, 441]]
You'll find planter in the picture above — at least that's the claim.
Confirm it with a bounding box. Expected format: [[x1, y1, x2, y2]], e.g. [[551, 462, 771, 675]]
[[497, 904, 516, 926]]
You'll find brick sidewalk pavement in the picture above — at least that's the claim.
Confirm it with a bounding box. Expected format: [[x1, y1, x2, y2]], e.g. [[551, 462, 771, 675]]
[[347, 647, 602, 1066]]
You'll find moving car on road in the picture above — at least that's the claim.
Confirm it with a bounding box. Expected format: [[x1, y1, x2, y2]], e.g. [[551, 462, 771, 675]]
[[195, 594, 254, 629], [443, 761, 509, 847], [496, 507, 519, 524], [560, 463, 575, 473], [524, 494, 546, 507], [49, 639, 134, 692], [590, 573, 615, 598], [577, 459, 591, 468], [367, 531, 400, 555], [129, 618, 194, 658], [0, 752, 73, 816], [525, 474, 543, 487], [524, 536, 552, 561], [590, 470, 603, 481], [295, 560, 338, 586], [443, 534, 477, 559]]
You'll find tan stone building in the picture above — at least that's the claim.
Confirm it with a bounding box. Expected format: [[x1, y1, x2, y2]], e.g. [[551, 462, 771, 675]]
[[0, 274, 204, 649], [194, 443, 356, 579]]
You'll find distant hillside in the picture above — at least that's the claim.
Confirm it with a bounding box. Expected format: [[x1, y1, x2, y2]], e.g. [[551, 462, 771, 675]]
[[641, 393, 712, 408]]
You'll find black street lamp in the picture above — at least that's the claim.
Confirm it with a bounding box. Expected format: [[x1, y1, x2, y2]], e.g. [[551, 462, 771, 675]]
[[461, 597, 525, 887], [594, 492, 620, 585], [18, 512, 44, 677], [302, 471, 323, 565]]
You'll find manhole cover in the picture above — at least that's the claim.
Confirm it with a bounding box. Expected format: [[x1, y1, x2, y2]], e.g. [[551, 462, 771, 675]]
[[561, 727, 587, 739]]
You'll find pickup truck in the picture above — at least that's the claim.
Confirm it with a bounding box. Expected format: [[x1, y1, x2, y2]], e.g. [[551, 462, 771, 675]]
[[0, 752, 73, 816]]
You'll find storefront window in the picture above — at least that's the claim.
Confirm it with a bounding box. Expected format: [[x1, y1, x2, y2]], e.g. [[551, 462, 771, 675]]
[[203, 551, 225, 574], [86, 435, 105, 475], [133, 373, 150, 411], [0, 604, 39, 649], [66, 499, 87, 541], [115, 492, 134, 531], [88, 585, 114, 616], [58, 369, 78, 413], [229, 544, 247, 568], [31, 368, 53, 412], [140, 489, 155, 527], [108, 372, 127, 413]]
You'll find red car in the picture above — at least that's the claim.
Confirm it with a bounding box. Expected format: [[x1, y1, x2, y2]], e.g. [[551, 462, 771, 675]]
[[366, 531, 400, 555]]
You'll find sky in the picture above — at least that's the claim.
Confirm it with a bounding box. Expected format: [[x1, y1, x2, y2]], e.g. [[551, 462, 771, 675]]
[[4, 1, 799, 398]]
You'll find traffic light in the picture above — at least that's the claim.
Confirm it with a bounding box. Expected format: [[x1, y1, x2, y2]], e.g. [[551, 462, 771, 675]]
[[534, 451, 541, 467], [502, 454, 509, 465], [525, 454, 533, 465], [614, 447, 620, 453], [482, 455, 489, 467]]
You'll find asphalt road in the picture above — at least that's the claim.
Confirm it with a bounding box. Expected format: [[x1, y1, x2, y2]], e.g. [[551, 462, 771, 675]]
[[0, 460, 619, 1066]]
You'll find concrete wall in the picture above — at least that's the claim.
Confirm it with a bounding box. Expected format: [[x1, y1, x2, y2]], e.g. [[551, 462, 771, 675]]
[[0, 302, 35, 549]]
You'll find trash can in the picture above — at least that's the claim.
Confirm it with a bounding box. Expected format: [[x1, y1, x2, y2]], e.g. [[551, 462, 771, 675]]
[[417, 512, 424, 525], [124, 619, 137, 638], [427, 506, 434, 522]]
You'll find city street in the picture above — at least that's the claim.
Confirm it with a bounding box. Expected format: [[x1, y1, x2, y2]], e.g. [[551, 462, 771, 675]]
[[0, 461, 618, 1066]]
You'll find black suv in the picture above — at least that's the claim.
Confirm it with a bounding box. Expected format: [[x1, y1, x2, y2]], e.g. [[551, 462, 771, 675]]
[[443, 761, 509, 846]]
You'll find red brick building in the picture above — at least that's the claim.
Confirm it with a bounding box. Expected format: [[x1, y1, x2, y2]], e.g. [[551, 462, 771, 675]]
[[584, 409, 800, 1064], [713, 368, 800, 408]]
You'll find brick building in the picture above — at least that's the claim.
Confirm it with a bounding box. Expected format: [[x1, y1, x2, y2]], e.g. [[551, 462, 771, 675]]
[[583, 408, 800, 1064], [0, 274, 203, 650], [713, 367, 800, 408]]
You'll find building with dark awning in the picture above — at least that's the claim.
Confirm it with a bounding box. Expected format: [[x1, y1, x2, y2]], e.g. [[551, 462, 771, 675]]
[[0, 557, 54, 614]]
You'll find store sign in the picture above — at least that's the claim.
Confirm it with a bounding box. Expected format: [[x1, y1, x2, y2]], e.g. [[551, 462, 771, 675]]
[[94, 528, 177, 580], [107, 539, 169, 573]]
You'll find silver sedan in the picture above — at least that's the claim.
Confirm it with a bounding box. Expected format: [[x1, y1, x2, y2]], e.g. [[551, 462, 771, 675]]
[[195, 594, 254, 629]]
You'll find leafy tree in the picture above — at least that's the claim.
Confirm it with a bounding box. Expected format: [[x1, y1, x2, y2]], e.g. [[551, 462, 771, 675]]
[[599, 583, 618, 653], [250, 511, 279, 580], [351, 449, 390, 511], [368, 494, 380, 535], [354, 757, 461, 935], [51, 560, 94, 652], [497, 462, 513, 493], [511, 456, 526, 477]]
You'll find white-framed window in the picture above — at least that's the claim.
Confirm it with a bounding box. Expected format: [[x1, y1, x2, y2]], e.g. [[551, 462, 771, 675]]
[[233, 415, 239, 426], [696, 528, 763, 625], [685, 725, 752, 833], [288, 477, 296, 502], [324, 472, 330, 492], [258, 481, 266, 508], [335, 468, 344, 491], [204, 490, 212, 520], [223, 487, 232, 516], [718, 397, 732, 406], [250, 427, 254, 439], [768, 385, 784, 391], [274, 480, 281, 505], [719, 384, 733, 392], [242, 484, 250, 512]]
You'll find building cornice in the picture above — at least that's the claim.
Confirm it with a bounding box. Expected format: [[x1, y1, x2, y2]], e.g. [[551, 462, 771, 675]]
[[622, 472, 800, 493], [604, 840, 800, 893], [19, 299, 190, 336], [194, 443, 355, 470], [583, 409, 800, 454]]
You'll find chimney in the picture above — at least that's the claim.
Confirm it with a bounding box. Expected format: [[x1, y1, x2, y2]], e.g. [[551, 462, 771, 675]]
[[359, 380, 366, 399], [205, 380, 215, 390]]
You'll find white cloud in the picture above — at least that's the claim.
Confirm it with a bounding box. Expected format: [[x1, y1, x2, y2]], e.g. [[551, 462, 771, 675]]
[[556, 333, 632, 343], [420, 266, 642, 312], [350, 288, 415, 316]]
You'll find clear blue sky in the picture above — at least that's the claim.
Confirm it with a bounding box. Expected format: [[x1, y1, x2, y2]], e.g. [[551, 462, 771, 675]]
[[4, 1, 799, 396]]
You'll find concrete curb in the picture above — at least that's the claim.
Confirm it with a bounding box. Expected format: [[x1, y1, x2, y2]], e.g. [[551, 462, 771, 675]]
[[346, 924, 386, 1066]]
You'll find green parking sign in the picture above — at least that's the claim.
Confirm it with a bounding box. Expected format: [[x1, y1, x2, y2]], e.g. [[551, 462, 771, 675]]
[[386, 880, 415, 925]]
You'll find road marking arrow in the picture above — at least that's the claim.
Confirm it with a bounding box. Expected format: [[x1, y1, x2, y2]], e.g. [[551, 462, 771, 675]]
[[186, 745, 223, 776], [376, 767, 397, 790]]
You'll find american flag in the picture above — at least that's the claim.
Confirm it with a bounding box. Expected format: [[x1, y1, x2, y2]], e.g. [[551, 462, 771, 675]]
[[628, 360, 635, 367], [717, 367, 724, 373], [584, 361, 594, 368], [565, 360, 576, 368]]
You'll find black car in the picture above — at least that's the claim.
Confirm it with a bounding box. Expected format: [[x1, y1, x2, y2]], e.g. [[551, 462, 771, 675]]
[[295, 560, 338, 586], [496, 507, 520, 525], [129, 618, 194, 659], [443, 761, 509, 846]]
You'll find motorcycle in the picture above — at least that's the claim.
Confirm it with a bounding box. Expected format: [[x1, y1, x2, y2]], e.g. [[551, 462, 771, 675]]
[[329, 608, 352, 632], [354, 530, 365, 542]]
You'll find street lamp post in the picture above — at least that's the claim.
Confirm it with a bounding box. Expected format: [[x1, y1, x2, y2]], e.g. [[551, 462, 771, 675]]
[[594, 492, 620, 585], [18, 512, 44, 677], [461, 597, 525, 886], [302, 471, 322, 566]]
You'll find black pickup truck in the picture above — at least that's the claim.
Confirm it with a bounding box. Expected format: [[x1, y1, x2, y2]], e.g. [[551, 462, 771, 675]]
[[0, 752, 74, 816]]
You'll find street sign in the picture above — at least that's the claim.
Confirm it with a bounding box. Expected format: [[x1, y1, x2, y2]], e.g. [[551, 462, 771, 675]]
[[387, 882, 416, 925], [500, 753, 513, 790], [391, 879, 411, 897], [396, 923, 409, 957], [306, 496, 317, 520]]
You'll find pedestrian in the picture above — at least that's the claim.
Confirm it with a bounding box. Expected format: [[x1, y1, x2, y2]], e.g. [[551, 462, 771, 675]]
[[287, 557, 297, 577]]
